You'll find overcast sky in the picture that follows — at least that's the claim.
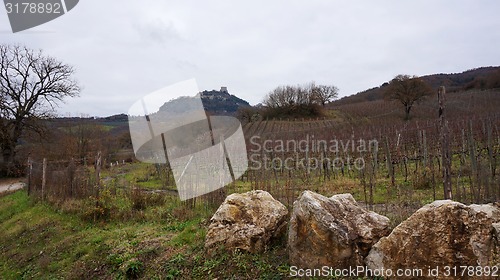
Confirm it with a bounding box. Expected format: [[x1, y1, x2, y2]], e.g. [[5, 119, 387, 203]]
[[1, 0, 499, 117]]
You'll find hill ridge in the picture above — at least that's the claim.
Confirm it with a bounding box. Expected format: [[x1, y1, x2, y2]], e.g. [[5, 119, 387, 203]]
[[334, 66, 500, 106]]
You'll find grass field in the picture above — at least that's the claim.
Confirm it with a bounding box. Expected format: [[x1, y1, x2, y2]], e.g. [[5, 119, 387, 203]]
[[3, 88, 498, 279], [1, 159, 443, 279], [0, 190, 291, 279]]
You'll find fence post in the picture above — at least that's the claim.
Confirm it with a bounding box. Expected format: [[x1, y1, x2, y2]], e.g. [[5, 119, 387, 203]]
[[438, 86, 452, 200], [42, 158, 47, 201], [486, 122, 495, 201], [95, 151, 101, 189], [384, 137, 394, 187], [468, 120, 479, 202], [68, 158, 75, 198], [94, 151, 101, 222], [27, 157, 32, 195]]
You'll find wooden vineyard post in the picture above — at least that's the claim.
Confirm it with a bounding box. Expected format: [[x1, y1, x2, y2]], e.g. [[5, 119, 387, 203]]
[[486, 121, 495, 201], [322, 143, 330, 181], [95, 151, 101, 189], [359, 149, 368, 208], [384, 136, 396, 204], [468, 120, 479, 202], [42, 158, 47, 201], [429, 146, 437, 201], [68, 158, 76, 198], [384, 137, 395, 188], [27, 157, 32, 195], [438, 86, 452, 200], [458, 129, 467, 201], [421, 130, 428, 174], [94, 151, 101, 222], [369, 141, 378, 211]]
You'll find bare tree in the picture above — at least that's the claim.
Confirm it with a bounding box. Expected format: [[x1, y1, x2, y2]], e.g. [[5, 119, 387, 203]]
[[263, 82, 340, 119], [311, 84, 339, 106], [0, 45, 80, 174], [264, 85, 298, 108], [264, 82, 339, 108], [384, 74, 432, 120], [236, 106, 262, 123]]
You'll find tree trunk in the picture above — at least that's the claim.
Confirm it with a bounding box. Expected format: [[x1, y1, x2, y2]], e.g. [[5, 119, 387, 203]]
[[1, 123, 22, 175], [1, 142, 16, 175], [404, 105, 412, 120], [439, 86, 452, 200]]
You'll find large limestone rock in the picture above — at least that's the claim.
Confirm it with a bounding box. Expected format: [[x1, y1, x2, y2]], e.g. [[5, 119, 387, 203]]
[[493, 222, 500, 267], [493, 222, 500, 241], [205, 190, 288, 253], [366, 200, 500, 279], [288, 191, 391, 269]]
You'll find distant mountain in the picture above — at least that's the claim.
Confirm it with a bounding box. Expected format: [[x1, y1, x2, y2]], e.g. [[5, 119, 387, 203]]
[[199, 88, 250, 115], [158, 87, 251, 116], [103, 113, 128, 121], [334, 66, 500, 105]]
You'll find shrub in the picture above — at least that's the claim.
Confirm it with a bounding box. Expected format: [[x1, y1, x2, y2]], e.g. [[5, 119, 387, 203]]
[[262, 103, 325, 119], [130, 188, 165, 211], [124, 259, 143, 279]]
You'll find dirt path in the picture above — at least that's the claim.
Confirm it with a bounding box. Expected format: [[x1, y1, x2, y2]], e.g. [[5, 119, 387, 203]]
[[0, 179, 25, 193]]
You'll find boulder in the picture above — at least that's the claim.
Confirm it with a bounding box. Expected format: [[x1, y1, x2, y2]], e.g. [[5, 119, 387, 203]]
[[366, 200, 500, 279], [493, 222, 500, 267], [493, 222, 500, 241], [205, 190, 288, 253], [288, 191, 391, 269]]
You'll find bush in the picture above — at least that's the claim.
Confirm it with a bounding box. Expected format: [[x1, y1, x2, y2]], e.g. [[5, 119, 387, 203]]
[[124, 259, 143, 279], [262, 103, 325, 119], [236, 106, 263, 123], [81, 188, 114, 222], [130, 188, 165, 211], [261, 82, 334, 119]]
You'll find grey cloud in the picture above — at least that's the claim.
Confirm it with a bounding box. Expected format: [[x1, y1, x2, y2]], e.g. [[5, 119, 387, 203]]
[[0, 0, 499, 116]]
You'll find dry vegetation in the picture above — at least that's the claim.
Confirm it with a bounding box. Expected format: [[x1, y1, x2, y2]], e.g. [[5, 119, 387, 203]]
[[2, 78, 500, 278]]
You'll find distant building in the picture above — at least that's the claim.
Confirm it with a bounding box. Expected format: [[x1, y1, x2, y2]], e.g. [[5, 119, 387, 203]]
[[220, 86, 228, 93]]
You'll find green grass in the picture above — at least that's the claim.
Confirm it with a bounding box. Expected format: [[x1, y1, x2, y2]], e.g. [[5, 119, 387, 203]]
[[168, 218, 205, 247], [0, 190, 290, 279], [107, 162, 178, 191], [2, 152, 488, 279], [0, 191, 183, 279]]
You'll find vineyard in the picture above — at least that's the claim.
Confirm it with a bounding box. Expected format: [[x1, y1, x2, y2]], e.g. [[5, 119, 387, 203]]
[[244, 115, 498, 198], [2, 12, 500, 278], [11, 88, 500, 280], [24, 89, 500, 225], [241, 89, 500, 221]]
